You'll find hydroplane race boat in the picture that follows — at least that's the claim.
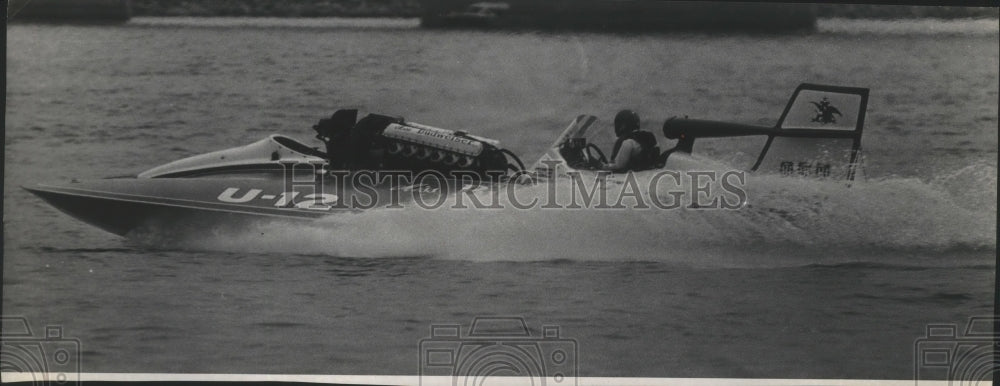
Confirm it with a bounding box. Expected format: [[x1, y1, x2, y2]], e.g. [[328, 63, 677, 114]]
[[25, 83, 869, 236]]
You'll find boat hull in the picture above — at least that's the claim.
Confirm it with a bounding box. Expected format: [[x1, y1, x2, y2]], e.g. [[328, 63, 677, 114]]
[[24, 178, 352, 236], [24, 173, 483, 236]]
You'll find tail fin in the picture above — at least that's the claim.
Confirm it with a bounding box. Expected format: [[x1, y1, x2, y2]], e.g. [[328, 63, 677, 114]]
[[659, 83, 868, 180], [754, 83, 868, 180]]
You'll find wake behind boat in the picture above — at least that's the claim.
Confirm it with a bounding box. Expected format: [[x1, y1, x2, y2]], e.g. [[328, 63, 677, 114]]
[[26, 83, 869, 237]]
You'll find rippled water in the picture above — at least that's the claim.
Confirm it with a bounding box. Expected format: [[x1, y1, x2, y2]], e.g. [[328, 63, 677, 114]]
[[4, 18, 997, 378]]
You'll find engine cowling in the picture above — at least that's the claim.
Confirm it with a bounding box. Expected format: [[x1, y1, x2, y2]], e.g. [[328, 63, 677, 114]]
[[374, 121, 511, 177]]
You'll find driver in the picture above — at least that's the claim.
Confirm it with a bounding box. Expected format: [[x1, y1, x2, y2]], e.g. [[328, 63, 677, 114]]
[[602, 109, 658, 172]]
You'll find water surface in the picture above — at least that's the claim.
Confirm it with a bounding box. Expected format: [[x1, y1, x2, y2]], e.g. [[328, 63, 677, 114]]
[[4, 17, 997, 378]]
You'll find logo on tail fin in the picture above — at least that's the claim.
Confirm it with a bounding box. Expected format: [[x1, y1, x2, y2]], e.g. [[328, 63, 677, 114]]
[[810, 97, 842, 124]]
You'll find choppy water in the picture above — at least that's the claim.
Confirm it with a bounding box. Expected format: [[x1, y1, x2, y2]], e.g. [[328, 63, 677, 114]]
[[4, 17, 997, 378]]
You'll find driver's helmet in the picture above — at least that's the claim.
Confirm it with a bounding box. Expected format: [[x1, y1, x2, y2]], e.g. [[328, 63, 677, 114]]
[[614, 109, 640, 137]]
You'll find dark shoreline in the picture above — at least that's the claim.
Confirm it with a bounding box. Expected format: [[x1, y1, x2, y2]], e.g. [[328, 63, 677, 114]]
[[127, 1, 998, 19], [9, 0, 998, 25], [816, 4, 998, 19], [130, 0, 423, 18]]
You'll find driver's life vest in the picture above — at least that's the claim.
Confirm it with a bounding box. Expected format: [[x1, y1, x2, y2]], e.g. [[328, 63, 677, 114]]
[[611, 130, 659, 171]]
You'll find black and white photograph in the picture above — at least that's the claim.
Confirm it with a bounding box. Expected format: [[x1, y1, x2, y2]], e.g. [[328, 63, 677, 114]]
[[3, 0, 998, 384]]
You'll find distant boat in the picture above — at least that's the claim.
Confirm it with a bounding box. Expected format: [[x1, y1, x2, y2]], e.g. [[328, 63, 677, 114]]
[[436, 2, 510, 27]]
